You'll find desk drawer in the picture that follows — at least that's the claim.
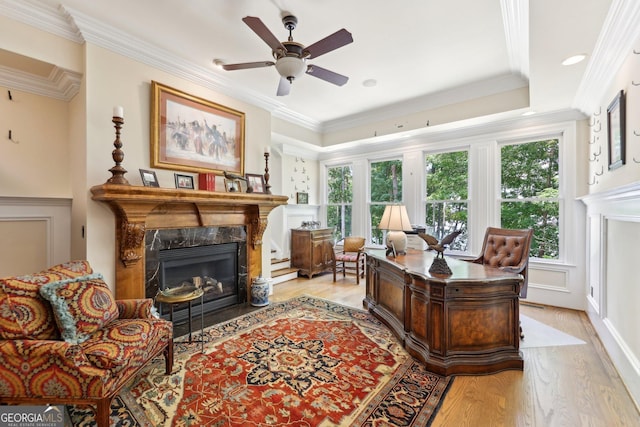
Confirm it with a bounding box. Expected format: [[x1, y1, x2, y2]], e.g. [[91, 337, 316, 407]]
[[445, 282, 519, 297]]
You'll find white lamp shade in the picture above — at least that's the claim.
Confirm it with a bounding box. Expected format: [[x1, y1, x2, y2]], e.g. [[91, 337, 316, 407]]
[[275, 56, 306, 80], [378, 205, 413, 231]]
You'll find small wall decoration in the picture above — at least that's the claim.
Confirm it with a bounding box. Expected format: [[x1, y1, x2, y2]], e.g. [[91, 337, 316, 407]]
[[296, 192, 309, 204], [246, 173, 266, 193], [607, 90, 625, 170], [174, 173, 194, 189], [151, 81, 245, 175], [139, 169, 159, 187]]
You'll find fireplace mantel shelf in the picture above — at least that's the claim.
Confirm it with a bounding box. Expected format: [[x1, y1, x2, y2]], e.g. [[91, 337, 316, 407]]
[[90, 183, 288, 300], [91, 183, 288, 209]]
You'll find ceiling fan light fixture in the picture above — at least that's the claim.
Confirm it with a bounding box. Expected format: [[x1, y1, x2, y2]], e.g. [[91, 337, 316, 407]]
[[275, 56, 306, 81]]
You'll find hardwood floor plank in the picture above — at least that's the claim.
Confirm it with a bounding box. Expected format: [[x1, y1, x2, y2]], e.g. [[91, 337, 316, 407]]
[[271, 273, 640, 426]]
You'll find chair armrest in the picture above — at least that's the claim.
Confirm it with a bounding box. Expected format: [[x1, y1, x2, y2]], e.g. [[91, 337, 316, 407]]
[[0, 339, 105, 377], [116, 298, 155, 319]]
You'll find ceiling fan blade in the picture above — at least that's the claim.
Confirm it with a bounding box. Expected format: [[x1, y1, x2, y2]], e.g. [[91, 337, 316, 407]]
[[276, 77, 291, 96], [306, 65, 349, 86], [222, 61, 275, 71], [242, 16, 286, 53], [304, 29, 353, 59]]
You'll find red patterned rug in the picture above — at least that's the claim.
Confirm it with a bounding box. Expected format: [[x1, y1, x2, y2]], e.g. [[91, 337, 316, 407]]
[[68, 296, 453, 426]]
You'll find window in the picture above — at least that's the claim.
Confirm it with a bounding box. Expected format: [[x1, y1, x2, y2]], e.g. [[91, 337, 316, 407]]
[[370, 159, 403, 244], [326, 165, 353, 241], [424, 150, 469, 251], [500, 139, 559, 259]]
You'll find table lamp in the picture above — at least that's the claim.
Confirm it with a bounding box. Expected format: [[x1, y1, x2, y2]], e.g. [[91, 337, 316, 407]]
[[378, 205, 413, 255]]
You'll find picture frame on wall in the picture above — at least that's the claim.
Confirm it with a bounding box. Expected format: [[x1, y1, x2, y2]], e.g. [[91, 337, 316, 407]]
[[150, 80, 245, 175], [139, 169, 159, 187], [607, 90, 625, 171], [296, 192, 309, 204], [245, 173, 265, 193], [174, 173, 195, 189]]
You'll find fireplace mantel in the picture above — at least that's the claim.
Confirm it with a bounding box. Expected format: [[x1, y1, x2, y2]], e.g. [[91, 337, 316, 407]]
[[91, 183, 288, 300]]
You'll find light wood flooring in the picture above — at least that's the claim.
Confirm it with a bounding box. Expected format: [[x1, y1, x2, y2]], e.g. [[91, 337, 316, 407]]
[[270, 272, 640, 427]]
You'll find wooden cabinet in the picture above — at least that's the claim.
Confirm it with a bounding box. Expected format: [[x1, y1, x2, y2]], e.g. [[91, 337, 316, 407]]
[[291, 228, 334, 278]]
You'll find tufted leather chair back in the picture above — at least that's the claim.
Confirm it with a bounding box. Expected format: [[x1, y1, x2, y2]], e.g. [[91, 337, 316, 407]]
[[471, 227, 533, 298]]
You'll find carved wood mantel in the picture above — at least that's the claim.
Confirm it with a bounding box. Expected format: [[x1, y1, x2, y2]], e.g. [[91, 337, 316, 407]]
[[90, 183, 288, 300]]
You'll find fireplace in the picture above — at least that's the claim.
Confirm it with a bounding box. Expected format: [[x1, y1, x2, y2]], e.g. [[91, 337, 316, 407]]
[[90, 183, 288, 306], [145, 226, 247, 325]]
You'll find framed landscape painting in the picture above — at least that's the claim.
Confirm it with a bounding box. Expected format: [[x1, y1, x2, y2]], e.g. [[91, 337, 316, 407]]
[[151, 81, 245, 175]]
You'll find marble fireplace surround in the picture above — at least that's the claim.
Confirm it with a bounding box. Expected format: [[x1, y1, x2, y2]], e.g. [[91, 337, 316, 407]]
[[90, 184, 288, 301]]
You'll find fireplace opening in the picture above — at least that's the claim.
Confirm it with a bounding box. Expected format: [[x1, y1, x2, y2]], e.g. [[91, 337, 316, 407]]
[[157, 243, 238, 325]]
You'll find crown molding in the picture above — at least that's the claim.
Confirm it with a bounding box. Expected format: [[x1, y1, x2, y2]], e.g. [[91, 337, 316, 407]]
[[0, 64, 80, 100], [573, 0, 640, 114], [320, 73, 528, 134], [0, 0, 83, 42], [317, 109, 585, 161], [500, 0, 529, 79]]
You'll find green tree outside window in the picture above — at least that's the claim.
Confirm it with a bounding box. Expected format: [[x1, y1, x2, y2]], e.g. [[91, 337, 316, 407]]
[[327, 165, 353, 241], [370, 159, 403, 244], [425, 151, 469, 251], [501, 139, 560, 259]]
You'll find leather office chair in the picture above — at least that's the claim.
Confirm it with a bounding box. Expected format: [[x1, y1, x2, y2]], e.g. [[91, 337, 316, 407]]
[[333, 236, 366, 284], [468, 227, 534, 337]]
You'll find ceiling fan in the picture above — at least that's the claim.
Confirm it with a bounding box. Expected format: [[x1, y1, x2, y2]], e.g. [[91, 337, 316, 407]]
[[220, 15, 353, 96]]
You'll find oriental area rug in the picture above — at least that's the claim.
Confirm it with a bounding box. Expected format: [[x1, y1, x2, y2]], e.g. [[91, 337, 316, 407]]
[[68, 296, 453, 426]]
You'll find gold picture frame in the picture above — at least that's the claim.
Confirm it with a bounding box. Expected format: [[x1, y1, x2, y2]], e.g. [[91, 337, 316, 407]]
[[151, 81, 245, 175]]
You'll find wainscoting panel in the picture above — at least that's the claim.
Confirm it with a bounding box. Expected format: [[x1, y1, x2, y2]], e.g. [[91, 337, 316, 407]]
[[581, 182, 640, 408], [0, 197, 71, 277]]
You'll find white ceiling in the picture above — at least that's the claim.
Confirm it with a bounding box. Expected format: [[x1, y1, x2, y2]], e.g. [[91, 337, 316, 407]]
[[1, 0, 631, 135]]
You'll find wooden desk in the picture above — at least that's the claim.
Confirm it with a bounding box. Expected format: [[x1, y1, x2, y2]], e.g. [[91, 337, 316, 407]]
[[364, 250, 523, 375]]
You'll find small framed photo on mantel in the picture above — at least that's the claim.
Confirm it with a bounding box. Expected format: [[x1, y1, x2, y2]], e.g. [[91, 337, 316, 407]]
[[139, 169, 159, 187], [174, 173, 195, 189], [245, 173, 265, 193]]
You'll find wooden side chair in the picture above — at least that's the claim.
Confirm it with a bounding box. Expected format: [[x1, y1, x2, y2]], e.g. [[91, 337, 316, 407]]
[[333, 236, 366, 284], [468, 227, 534, 337]]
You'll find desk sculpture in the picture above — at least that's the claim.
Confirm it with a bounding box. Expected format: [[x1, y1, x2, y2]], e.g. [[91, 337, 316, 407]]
[[418, 230, 461, 275]]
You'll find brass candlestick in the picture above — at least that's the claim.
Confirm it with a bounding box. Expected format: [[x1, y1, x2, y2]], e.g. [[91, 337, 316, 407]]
[[107, 116, 129, 185], [264, 152, 272, 194]]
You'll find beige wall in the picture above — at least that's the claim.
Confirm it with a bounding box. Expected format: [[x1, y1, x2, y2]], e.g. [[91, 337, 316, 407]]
[[0, 88, 71, 197]]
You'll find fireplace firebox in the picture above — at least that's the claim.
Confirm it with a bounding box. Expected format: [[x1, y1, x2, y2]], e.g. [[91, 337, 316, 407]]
[[145, 226, 247, 327], [157, 243, 237, 323]]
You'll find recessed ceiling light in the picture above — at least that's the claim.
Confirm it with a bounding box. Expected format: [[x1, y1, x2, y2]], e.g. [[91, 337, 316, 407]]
[[363, 79, 377, 87], [522, 111, 536, 116], [562, 54, 587, 66]]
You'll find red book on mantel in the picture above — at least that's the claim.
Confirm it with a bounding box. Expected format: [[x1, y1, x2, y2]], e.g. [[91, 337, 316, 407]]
[[198, 173, 216, 191]]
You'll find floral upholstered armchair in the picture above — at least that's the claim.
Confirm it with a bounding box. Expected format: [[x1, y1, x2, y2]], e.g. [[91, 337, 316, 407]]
[[0, 261, 173, 427]]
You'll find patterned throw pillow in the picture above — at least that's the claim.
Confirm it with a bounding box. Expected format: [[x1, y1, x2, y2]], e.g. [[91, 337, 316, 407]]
[[39, 273, 119, 344], [0, 260, 93, 340]]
